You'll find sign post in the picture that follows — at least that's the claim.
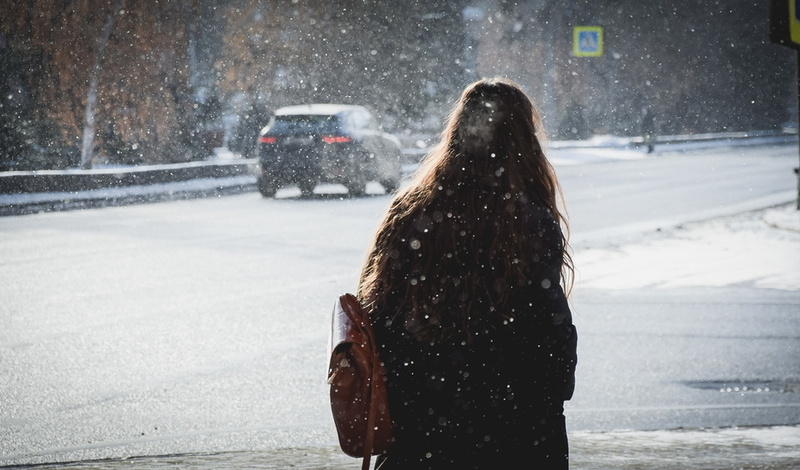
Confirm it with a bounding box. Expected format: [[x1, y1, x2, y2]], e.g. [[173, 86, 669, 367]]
[[770, 0, 800, 209]]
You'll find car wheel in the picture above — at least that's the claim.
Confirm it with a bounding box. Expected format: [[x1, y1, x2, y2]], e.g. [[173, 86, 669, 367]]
[[346, 179, 367, 197], [257, 176, 277, 197], [299, 180, 315, 197], [381, 178, 399, 194]]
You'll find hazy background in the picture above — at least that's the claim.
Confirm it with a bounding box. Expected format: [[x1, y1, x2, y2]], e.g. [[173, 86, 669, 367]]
[[0, 0, 794, 170]]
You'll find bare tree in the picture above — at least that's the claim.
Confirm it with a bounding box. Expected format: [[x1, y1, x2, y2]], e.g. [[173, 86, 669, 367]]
[[80, 0, 124, 169]]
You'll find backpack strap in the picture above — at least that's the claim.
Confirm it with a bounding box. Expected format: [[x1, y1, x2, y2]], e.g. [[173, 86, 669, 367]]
[[339, 293, 387, 470]]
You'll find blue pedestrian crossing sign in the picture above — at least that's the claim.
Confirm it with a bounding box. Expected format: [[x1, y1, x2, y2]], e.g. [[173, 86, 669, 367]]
[[573, 26, 604, 57]]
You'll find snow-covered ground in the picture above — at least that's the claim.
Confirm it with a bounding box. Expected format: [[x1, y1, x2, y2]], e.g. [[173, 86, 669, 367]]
[[570, 425, 800, 469], [574, 203, 800, 291], [18, 426, 800, 469]]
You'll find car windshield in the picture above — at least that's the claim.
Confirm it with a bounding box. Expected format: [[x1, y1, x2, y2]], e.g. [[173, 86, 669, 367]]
[[268, 115, 341, 135]]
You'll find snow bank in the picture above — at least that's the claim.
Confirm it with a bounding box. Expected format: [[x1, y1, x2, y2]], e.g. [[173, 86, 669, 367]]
[[570, 425, 800, 469], [575, 204, 800, 291]]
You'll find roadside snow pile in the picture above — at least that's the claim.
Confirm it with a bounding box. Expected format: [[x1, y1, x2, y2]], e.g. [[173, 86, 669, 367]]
[[0, 175, 255, 207], [575, 204, 800, 291], [570, 425, 800, 470], [764, 205, 800, 233]]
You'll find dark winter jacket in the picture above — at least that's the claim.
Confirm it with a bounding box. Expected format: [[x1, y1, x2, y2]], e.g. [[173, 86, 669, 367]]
[[372, 204, 578, 470]]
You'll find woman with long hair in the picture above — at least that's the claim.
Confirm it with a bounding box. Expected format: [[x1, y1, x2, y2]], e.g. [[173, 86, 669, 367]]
[[357, 78, 577, 469]]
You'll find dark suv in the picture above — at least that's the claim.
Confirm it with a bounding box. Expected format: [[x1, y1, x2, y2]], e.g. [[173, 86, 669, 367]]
[[256, 104, 403, 197]]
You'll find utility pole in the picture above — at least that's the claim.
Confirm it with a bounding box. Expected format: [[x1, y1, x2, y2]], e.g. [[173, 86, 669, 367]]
[[770, 0, 800, 209]]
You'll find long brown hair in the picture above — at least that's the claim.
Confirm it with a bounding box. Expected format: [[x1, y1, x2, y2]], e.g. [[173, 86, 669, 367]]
[[358, 77, 572, 342]]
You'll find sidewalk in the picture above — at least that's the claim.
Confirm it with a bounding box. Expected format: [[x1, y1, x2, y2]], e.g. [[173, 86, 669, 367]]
[[8, 426, 799, 469]]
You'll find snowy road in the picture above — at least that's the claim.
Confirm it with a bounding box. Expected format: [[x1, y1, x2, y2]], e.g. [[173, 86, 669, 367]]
[[0, 144, 798, 466], [552, 144, 796, 242]]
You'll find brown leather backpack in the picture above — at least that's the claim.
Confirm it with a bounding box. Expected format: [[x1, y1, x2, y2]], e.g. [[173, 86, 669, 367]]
[[327, 293, 393, 470]]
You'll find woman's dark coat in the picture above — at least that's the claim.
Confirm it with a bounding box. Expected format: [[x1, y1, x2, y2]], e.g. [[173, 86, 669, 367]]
[[372, 204, 578, 470]]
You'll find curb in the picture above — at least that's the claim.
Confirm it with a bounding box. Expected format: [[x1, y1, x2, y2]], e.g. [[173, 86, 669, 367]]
[[0, 160, 256, 195], [0, 175, 256, 216], [3, 426, 798, 469]]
